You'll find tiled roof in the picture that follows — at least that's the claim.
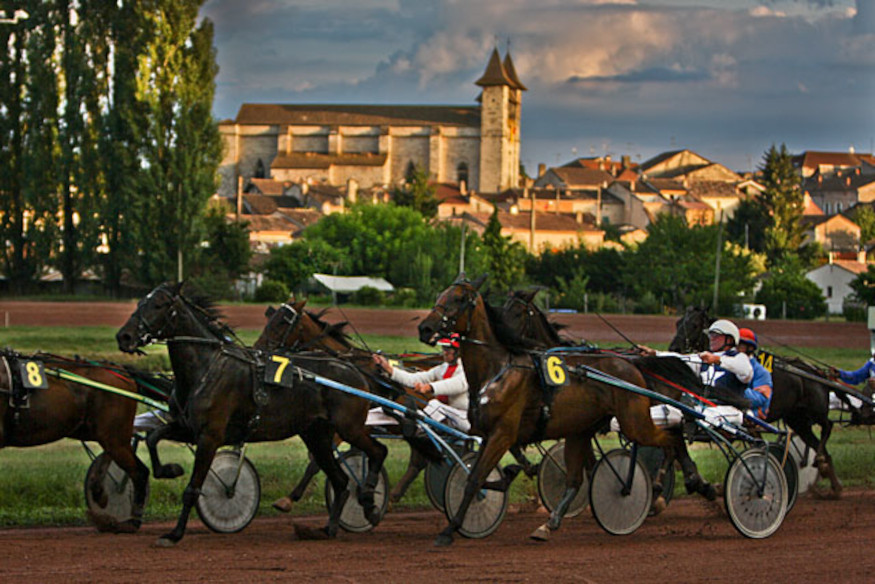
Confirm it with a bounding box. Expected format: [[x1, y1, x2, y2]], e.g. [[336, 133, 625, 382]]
[[803, 172, 875, 192], [549, 167, 614, 188], [645, 178, 687, 193], [831, 259, 869, 275], [230, 104, 479, 127], [272, 152, 388, 169], [248, 178, 286, 196], [240, 214, 297, 232], [243, 194, 278, 215], [276, 208, 322, 228], [639, 150, 686, 172], [687, 181, 741, 198], [796, 151, 874, 170]]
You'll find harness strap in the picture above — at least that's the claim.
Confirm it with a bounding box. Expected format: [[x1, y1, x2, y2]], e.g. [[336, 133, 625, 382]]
[[48, 368, 170, 412]]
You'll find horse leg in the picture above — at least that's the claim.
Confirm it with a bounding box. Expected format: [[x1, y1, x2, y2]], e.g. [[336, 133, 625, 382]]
[[156, 435, 222, 547], [510, 445, 540, 479], [301, 423, 349, 538], [792, 416, 842, 499], [530, 434, 590, 542], [673, 435, 716, 501], [815, 418, 842, 498], [389, 447, 428, 504], [96, 437, 150, 533], [435, 431, 514, 547], [145, 423, 185, 480], [338, 427, 388, 526], [273, 452, 321, 513]]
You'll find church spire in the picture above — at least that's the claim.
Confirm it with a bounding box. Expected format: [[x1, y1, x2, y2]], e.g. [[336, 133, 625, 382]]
[[502, 51, 527, 91], [475, 47, 515, 88]]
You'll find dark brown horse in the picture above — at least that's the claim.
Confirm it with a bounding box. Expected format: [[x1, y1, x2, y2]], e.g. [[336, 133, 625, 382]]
[[670, 307, 843, 497], [116, 282, 388, 546], [418, 276, 694, 546], [500, 290, 717, 512], [252, 299, 437, 509], [0, 351, 149, 532]]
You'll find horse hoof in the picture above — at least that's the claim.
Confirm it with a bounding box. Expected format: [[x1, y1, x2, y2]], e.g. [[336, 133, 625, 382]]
[[115, 519, 140, 534], [272, 497, 293, 513], [153, 537, 178, 548], [366, 509, 382, 527], [156, 464, 185, 480], [529, 525, 550, 542], [293, 523, 332, 540], [434, 533, 454, 547], [650, 496, 667, 516]]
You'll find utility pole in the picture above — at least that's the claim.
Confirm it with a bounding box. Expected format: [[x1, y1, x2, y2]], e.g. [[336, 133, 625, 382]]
[[712, 210, 724, 310], [459, 222, 467, 275]]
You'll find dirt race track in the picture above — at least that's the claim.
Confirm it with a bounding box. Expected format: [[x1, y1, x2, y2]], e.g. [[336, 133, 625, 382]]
[[0, 490, 873, 584], [0, 300, 871, 348], [1, 301, 874, 582]]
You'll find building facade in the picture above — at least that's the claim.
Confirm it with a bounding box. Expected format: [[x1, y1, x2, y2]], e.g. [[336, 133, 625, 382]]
[[218, 49, 524, 198]]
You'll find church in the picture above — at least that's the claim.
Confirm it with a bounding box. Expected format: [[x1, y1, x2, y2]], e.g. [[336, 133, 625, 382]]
[[217, 49, 525, 198]]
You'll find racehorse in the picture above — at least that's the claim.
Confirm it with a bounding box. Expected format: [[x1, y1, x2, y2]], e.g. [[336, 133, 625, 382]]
[[253, 300, 538, 509], [116, 282, 388, 546], [418, 276, 700, 546], [252, 300, 436, 508], [670, 307, 843, 498], [0, 351, 149, 532], [500, 290, 721, 514]]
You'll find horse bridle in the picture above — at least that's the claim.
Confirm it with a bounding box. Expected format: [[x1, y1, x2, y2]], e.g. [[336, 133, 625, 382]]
[[431, 282, 479, 341], [131, 286, 181, 346], [269, 303, 302, 350]]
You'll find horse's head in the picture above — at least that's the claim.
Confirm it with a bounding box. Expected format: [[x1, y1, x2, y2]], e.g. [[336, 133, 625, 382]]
[[501, 289, 563, 348], [253, 300, 306, 352], [668, 305, 712, 353], [116, 282, 224, 353], [418, 274, 486, 345]]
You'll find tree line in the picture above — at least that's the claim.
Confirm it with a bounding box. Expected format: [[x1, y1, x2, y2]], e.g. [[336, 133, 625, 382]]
[[263, 147, 852, 319], [0, 0, 241, 297]]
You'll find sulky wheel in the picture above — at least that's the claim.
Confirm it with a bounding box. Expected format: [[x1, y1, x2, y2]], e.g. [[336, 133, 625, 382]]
[[536, 441, 588, 518], [444, 451, 508, 539], [424, 442, 470, 513], [324, 450, 389, 533], [724, 448, 788, 539], [638, 445, 675, 514], [84, 452, 149, 528], [196, 450, 261, 534], [767, 441, 799, 512], [788, 435, 819, 495], [589, 448, 652, 536]]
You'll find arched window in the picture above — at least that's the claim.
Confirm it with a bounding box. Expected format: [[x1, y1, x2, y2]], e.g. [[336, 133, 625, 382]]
[[254, 159, 265, 179], [456, 162, 469, 186]]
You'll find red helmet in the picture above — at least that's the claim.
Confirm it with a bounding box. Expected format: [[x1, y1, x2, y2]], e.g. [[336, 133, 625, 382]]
[[437, 333, 461, 350], [738, 327, 757, 349]]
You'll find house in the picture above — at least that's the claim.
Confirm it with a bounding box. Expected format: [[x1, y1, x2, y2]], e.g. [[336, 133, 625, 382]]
[[806, 255, 869, 314], [451, 209, 604, 253], [802, 168, 875, 215], [794, 150, 875, 178], [800, 213, 861, 252]]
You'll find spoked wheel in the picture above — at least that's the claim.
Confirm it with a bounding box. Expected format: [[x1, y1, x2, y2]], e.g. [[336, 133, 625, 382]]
[[788, 435, 819, 495], [638, 446, 675, 515], [196, 450, 261, 534], [324, 450, 390, 533], [84, 452, 149, 526], [536, 441, 588, 518], [444, 451, 508, 539], [767, 441, 799, 512], [589, 448, 652, 536], [424, 443, 469, 512], [724, 448, 788, 539]]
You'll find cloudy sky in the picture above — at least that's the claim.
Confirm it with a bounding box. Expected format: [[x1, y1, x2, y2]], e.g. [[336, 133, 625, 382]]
[[201, 0, 875, 174]]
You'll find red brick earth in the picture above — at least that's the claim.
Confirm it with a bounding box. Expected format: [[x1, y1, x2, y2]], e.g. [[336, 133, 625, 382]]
[[0, 301, 872, 582], [0, 300, 870, 350]]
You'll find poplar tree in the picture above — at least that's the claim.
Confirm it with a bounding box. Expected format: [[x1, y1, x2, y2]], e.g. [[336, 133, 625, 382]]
[[759, 143, 805, 266]]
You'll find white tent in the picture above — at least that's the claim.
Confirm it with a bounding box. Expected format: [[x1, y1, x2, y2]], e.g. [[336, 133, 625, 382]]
[[312, 273, 394, 293]]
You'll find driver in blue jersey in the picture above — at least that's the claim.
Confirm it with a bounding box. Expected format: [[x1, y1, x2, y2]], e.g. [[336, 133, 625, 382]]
[[736, 327, 772, 419]]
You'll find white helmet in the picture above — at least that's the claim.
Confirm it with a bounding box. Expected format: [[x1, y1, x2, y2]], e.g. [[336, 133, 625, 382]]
[[707, 319, 739, 345]]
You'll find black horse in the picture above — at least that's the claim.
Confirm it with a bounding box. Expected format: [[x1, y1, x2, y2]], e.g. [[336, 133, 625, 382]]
[[116, 282, 388, 546], [670, 307, 843, 497]]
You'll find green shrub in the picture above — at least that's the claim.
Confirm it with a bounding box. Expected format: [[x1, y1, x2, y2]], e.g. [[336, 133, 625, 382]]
[[842, 299, 867, 322], [254, 279, 289, 303], [353, 286, 384, 306], [390, 287, 417, 307]]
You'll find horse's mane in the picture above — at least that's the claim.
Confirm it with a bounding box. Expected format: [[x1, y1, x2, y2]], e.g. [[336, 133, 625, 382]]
[[178, 283, 235, 340], [634, 355, 704, 396], [483, 299, 539, 354], [305, 308, 354, 348]]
